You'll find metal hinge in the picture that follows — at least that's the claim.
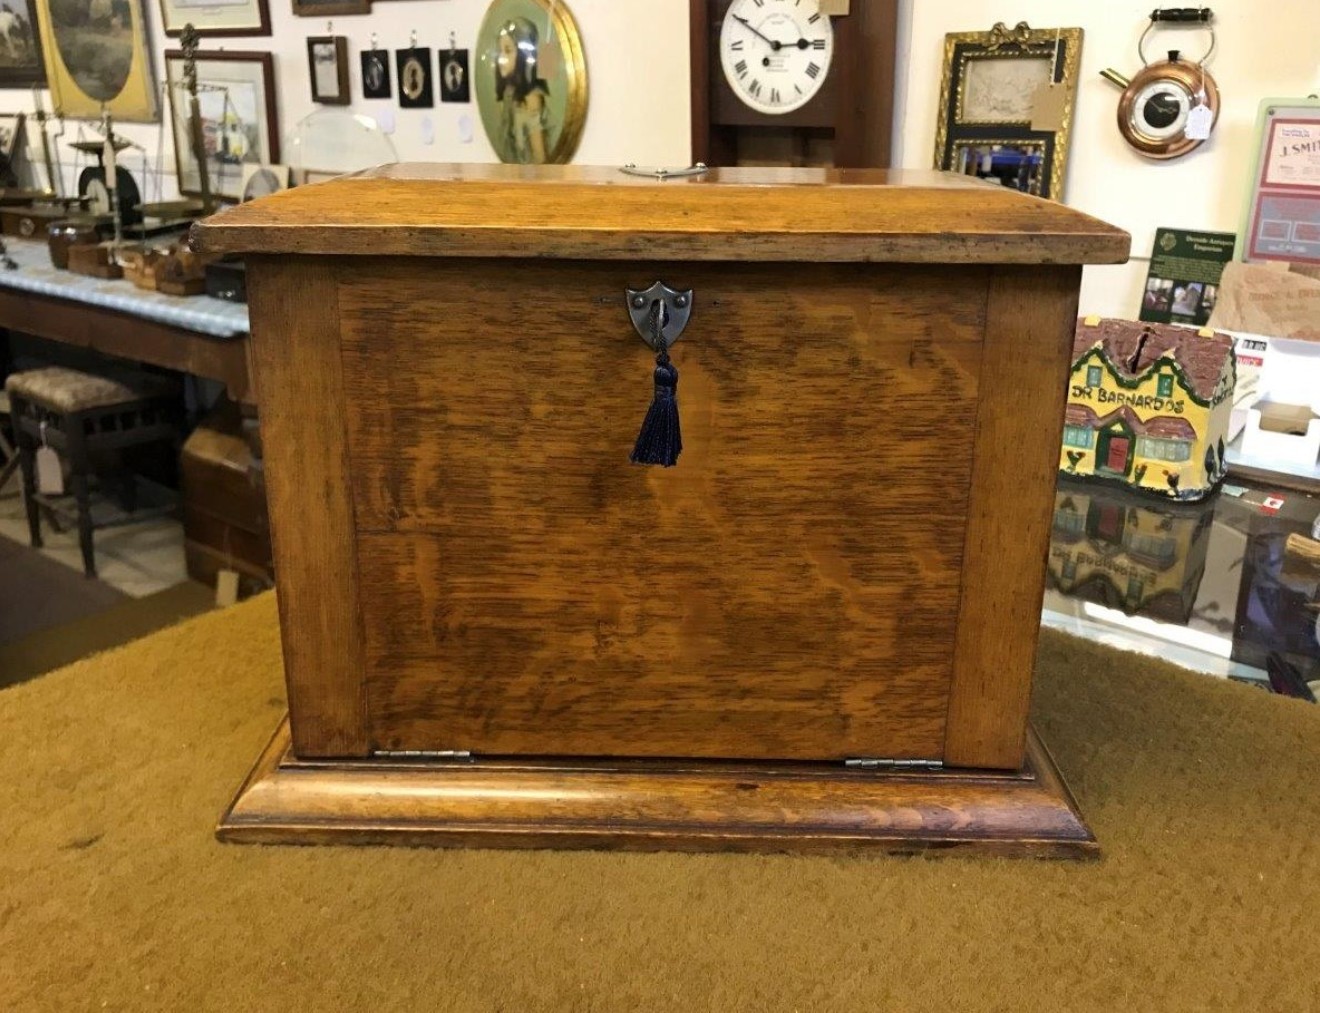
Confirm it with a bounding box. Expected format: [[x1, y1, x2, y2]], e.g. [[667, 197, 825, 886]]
[[373, 749, 473, 760], [845, 758, 944, 770]]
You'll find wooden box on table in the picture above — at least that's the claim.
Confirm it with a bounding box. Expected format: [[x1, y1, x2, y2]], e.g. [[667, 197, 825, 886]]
[[192, 165, 1128, 857]]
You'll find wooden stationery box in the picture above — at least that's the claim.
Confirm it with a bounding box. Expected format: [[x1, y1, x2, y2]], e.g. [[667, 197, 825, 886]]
[[194, 165, 1128, 855]]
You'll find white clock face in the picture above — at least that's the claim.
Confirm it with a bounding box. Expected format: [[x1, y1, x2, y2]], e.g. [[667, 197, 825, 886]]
[[719, 0, 834, 115]]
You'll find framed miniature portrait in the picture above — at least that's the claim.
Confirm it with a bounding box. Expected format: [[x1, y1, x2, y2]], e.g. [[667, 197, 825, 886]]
[[164, 49, 278, 200], [158, 0, 271, 37], [474, 0, 588, 164], [439, 47, 469, 103], [933, 21, 1082, 201], [308, 35, 349, 105], [0, 1, 45, 87], [395, 46, 432, 109], [360, 47, 390, 99], [33, 0, 158, 121]]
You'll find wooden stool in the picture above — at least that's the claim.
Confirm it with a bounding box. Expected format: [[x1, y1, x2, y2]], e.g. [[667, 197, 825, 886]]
[[5, 366, 180, 578]]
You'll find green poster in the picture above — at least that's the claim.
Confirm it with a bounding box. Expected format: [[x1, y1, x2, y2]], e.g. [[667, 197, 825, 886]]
[[1139, 228, 1236, 326]]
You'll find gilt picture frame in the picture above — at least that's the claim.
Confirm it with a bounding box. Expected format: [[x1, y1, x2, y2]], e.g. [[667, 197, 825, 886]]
[[164, 48, 277, 200], [33, 0, 158, 121], [933, 21, 1082, 201], [0, 1, 45, 87]]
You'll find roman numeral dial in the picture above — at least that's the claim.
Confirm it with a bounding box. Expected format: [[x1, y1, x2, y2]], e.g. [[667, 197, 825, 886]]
[[718, 0, 834, 115]]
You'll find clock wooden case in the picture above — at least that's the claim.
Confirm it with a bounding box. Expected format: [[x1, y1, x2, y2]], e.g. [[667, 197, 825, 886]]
[[195, 163, 1128, 856], [691, 0, 899, 167]]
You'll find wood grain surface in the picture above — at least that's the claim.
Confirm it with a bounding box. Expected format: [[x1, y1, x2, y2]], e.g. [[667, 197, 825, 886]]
[[191, 164, 1131, 264], [218, 717, 1097, 857], [338, 258, 986, 760], [944, 266, 1083, 769], [246, 258, 367, 756]]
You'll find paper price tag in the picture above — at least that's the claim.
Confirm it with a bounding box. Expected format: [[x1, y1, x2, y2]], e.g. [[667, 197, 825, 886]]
[[35, 447, 63, 495], [1185, 103, 1213, 140], [215, 569, 240, 608], [818, 0, 850, 14], [1030, 82, 1067, 133]]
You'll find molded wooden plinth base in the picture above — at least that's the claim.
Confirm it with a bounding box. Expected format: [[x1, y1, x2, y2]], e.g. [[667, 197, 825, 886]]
[[218, 719, 1096, 858]]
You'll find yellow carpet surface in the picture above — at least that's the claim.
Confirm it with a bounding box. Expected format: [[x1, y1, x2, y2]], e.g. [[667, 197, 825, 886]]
[[2, 592, 1318, 1012]]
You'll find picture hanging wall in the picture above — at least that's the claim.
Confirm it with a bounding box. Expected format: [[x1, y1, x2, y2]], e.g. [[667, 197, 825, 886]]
[[157, 0, 271, 37], [475, 0, 588, 164], [164, 49, 278, 201], [361, 46, 390, 99], [396, 45, 432, 108], [33, 0, 158, 120], [308, 35, 349, 105], [0, 1, 46, 87], [933, 20, 1081, 201]]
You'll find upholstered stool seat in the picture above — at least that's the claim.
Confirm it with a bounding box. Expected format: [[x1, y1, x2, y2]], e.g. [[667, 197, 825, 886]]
[[6, 365, 181, 578]]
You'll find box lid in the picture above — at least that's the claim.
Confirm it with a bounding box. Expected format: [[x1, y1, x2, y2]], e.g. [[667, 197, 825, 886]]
[[191, 163, 1130, 265]]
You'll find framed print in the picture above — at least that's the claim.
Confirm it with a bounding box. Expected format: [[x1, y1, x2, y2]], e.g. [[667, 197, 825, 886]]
[[158, 0, 271, 37], [360, 47, 389, 99], [475, 0, 588, 164], [1237, 98, 1320, 266], [33, 0, 158, 120], [307, 35, 348, 105], [395, 46, 432, 109], [164, 49, 278, 200], [291, 0, 370, 15], [933, 21, 1082, 201], [439, 47, 469, 103], [0, 1, 45, 87]]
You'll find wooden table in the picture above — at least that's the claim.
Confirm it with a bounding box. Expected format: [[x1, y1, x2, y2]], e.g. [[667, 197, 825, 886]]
[[0, 239, 252, 404]]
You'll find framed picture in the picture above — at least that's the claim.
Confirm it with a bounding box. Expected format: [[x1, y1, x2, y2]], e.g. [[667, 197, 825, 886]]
[[395, 46, 432, 109], [439, 47, 469, 103], [307, 35, 348, 104], [164, 49, 278, 200], [360, 47, 389, 99], [291, 0, 370, 15], [474, 0, 588, 164], [33, 0, 158, 120], [158, 0, 270, 37], [0, 1, 45, 87], [933, 21, 1082, 201], [1236, 98, 1320, 266]]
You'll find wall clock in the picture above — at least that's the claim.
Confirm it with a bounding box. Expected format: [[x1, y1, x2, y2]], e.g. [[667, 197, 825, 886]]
[[474, 0, 588, 165], [691, 0, 898, 168]]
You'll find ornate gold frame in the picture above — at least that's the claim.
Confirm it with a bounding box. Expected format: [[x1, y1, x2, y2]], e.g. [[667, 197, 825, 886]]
[[477, 0, 589, 165], [933, 22, 1082, 201]]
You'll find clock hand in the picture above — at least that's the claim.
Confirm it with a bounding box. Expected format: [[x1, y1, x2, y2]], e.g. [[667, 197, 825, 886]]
[[733, 15, 782, 51]]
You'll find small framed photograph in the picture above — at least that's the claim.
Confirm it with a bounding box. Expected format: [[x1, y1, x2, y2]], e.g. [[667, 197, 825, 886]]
[[361, 48, 390, 99], [164, 49, 279, 201], [308, 35, 349, 105], [439, 48, 469, 103], [0, 1, 45, 86], [396, 47, 433, 109], [291, 0, 370, 15], [158, 0, 271, 37], [933, 22, 1082, 201]]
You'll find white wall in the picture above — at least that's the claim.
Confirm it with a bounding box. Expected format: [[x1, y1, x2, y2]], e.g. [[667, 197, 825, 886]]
[[2, 0, 691, 202], [8, 0, 1320, 321], [900, 0, 1320, 316]]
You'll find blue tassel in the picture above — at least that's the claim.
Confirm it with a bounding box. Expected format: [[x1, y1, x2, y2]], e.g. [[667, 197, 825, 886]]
[[630, 349, 682, 467]]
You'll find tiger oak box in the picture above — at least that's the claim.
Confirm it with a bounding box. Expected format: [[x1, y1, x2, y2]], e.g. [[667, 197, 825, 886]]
[[192, 164, 1128, 856]]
